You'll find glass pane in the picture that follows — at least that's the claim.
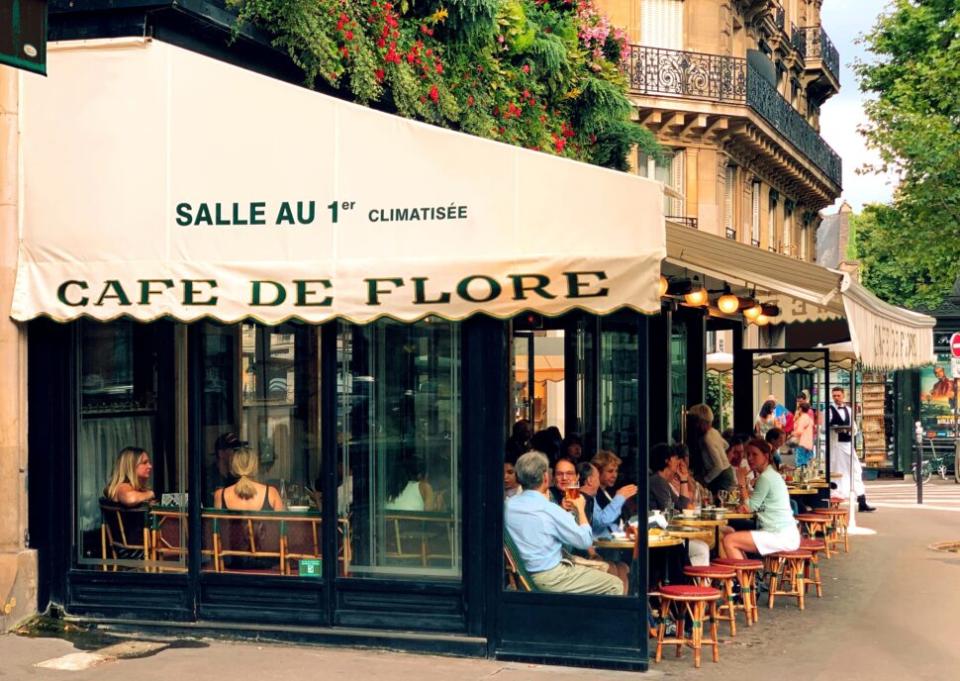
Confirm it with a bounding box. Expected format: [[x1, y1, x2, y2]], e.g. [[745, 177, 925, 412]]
[[77, 320, 186, 572], [600, 316, 639, 482], [199, 322, 322, 578], [337, 318, 461, 580], [670, 322, 688, 442]]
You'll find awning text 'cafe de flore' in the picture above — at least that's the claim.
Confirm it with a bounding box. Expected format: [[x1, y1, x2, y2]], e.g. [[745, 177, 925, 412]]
[[14, 38, 667, 669]]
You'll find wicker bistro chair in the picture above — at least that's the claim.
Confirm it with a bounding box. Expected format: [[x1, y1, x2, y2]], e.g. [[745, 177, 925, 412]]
[[204, 509, 285, 574], [503, 529, 538, 592], [384, 512, 455, 569], [99, 499, 151, 571], [150, 507, 188, 572], [654, 585, 722, 669]]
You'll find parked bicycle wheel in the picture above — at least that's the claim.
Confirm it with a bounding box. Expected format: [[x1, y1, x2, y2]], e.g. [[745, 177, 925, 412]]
[[913, 462, 932, 485]]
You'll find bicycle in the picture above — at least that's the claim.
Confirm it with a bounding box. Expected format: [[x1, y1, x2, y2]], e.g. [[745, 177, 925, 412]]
[[911, 438, 959, 484]]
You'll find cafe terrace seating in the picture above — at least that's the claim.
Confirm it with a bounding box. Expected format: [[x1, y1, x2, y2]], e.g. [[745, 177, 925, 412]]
[[99, 500, 150, 570], [384, 512, 455, 568], [654, 585, 722, 669]]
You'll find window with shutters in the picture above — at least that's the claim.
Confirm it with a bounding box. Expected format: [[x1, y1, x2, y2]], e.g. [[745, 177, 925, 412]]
[[800, 222, 809, 260], [784, 203, 794, 255], [641, 0, 684, 49], [751, 181, 761, 246], [723, 165, 737, 239], [767, 193, 778, 251], [639, 149, 686, 217]]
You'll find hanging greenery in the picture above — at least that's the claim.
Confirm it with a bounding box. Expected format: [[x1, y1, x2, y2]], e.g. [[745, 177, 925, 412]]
[[228, 0, 659, 170]]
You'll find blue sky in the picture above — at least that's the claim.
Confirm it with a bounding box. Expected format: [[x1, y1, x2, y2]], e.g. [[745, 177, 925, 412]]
[[818, 1, 897, 214]]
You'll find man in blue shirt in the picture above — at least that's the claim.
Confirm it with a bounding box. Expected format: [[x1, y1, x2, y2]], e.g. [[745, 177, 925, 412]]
[[505, 451, 624, 595]]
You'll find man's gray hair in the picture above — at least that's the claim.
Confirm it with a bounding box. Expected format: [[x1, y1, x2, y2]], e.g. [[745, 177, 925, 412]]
[[515, 450, 550, 490]]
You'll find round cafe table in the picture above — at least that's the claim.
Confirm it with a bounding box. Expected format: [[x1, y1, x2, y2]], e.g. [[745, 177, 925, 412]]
[[673, 517, 727, 550], [594, 534, 684, 550], [723, 511, 756, 520]]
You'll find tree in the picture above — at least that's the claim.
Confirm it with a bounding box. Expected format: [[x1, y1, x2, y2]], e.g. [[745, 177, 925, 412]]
[[227, 0, 659, 171], [854, 0, 960, 310]]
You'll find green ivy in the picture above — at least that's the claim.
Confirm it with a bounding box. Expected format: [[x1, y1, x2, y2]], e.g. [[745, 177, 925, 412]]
[[227, 0, 659, 169]]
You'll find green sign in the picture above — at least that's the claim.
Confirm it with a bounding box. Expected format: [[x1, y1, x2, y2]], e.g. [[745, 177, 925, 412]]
[[298, 558, 322, 577], [0, 0, 47, 76]]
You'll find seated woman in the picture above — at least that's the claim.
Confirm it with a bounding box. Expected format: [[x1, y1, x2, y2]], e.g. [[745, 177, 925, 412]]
[[103, 447, 155, 507], [214, 447, 284, 511], [384, 456, 438, 511], [648, 443, 709, 567], [721, 439, 800, 560]]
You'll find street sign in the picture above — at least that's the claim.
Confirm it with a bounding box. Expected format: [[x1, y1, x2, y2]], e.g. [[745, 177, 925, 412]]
[[0, 0, 47, 76], [951, 332, 960, 358]]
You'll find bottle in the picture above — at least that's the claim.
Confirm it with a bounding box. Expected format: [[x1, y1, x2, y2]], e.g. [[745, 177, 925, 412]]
[[279, 478, 288, 509]]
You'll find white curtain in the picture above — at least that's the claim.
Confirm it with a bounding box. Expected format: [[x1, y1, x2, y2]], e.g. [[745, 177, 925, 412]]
[[77, 415, 154, 532], [641, 0, 684, 49]]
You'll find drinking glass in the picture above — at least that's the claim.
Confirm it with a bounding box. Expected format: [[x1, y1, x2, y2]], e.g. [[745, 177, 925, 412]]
[[564, 483, 580, 501]]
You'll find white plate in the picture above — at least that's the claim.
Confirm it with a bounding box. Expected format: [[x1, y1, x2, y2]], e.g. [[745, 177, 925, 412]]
[[288, 505, 310, 512]]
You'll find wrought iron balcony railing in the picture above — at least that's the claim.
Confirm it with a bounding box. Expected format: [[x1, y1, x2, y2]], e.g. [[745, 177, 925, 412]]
[[799, 26, 840, 84], [625, 45, 842, 187], [745, 63, 841, 184], [790, 23, 806, 59], [626, 46, 746, 102], [772, 2, 785, 31], [668, 216, 699, 229]]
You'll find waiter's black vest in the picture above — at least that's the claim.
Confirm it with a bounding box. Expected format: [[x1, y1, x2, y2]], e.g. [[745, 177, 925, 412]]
[[828, 404, 852, 442]]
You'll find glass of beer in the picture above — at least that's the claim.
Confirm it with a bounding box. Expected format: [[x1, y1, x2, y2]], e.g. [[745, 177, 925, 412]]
[[564, 483, 580, 501]]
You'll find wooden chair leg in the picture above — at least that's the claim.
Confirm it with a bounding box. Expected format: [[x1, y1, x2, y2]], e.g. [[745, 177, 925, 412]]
[[692, 601, 703, 669], [768, 559, 780, 609], [709, 600, 720, 663]]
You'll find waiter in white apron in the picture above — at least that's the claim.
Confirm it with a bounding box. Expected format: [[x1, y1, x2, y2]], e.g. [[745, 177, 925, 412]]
[[827, 386, 876, 512]]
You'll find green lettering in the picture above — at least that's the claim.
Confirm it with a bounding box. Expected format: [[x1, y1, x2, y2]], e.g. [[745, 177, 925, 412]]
[[456, 275, 501, 303], [294, 279, 332, 307], [564, 271, 609, 299], [175, 203, 192, 226], [182, 279, 218, 306], [508, 274, 557, 301], [276, 202, 295, 225], [138, 279, 175, 305], [251, 281, 287, 306], [195, 203, 212, 225], [412, 277, 451, 304], [251, 202, 266, 225], [365, 278, 405, 306], [94, 280, 132, 307], [57, 280, 88, 307]]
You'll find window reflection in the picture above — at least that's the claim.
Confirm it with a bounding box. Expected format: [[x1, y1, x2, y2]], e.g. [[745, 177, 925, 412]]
[[337, 319, 461, 579], [199, 322, 322, 577], [76, 320, 185, 572]]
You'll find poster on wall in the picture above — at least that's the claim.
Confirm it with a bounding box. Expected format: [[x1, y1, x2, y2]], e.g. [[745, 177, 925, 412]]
[[918, 354, 958, 439]]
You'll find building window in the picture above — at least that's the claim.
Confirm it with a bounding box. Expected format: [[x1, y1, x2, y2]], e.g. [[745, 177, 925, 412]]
[[784, 202, 795, 256], [767, 191, 779, 251], [640, 149, 686, 217], [199, 321, 322, 578], [337, 318, 461, 580], [76, 320, 185, 572], [800, 222, 809, 260], [751, 180, 761, 246], [641, 0, 684, 49], [724, 165, 737, 239]]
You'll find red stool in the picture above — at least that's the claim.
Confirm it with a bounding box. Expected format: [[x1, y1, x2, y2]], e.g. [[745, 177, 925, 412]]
[[654, 585, 722, 669], [799, 538, 826, 598], [684, 565, 739, 637], [713, 557, 764, 625], [828, 496, 847, 509], [796, 513, 832, 559], [765, 550, 812, 610]]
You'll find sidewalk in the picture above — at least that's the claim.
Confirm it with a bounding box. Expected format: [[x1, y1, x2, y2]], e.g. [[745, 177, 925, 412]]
[[2, 495, 958, 680]]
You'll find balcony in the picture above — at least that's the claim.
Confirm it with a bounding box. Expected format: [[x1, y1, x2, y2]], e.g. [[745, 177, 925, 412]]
[[626, 45, 841, 188], [799, 26, 840, 87]]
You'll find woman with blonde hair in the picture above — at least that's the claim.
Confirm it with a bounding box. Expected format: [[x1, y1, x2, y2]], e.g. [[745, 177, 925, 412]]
[[103, 447, 155, 507], [214, 447, 283, 511]]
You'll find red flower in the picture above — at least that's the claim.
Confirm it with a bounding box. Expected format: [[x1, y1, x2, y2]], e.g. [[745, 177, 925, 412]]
[[429, 85, 439, 102], [467, 95, 475, 106], [522, 64, 530, 74], [344, 30, 354, 41], [375, 68, 385, 82]]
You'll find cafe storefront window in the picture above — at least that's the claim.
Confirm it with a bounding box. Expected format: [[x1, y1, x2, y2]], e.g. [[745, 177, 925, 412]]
[[198, 321, 322, 577], [336, 318, 461, 580], [75, 319, 186, 572]]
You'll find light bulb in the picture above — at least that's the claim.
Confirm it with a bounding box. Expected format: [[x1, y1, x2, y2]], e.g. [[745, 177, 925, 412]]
[[658, 276, 669, 298], [743, 303, 763, 320], [754, 314, 770, 326], [717, 293, 740, 314], [684, 288, 708, 306]]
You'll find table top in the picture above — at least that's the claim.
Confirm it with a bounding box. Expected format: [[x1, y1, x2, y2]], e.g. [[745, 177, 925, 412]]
[[723, 511, 756, 520], [673, 517, 728, 527], [788, 487, 823, 496], [595, 534, 684, 550]]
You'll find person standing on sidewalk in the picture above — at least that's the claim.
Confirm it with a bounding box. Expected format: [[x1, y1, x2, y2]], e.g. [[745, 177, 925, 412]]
[[827, 387, 876, 512]]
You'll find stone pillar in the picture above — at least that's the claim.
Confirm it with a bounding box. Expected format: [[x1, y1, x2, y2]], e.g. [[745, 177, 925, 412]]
[[0, 65, 37, 631]]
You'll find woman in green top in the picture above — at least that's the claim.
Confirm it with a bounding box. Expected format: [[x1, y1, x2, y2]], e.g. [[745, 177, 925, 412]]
[[721, 440, 800, 560]]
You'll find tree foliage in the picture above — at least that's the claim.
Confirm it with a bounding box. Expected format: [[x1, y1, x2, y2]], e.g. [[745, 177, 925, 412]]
[[228, 0, 659, 170], [854, 0, 960, 310]]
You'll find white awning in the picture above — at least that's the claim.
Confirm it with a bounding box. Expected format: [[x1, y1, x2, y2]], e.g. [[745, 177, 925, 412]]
[[666, 222, 935, 370], [11, 38, 666, 325]]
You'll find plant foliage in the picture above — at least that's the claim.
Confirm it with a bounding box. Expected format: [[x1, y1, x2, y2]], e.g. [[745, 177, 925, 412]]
[[854, 0, 960, 310], [228, 0, 659, 169]]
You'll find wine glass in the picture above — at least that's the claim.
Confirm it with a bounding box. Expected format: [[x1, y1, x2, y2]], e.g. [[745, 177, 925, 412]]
[[718, 489, 730, 507]]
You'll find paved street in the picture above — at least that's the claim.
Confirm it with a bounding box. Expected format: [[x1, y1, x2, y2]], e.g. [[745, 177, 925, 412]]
[[866, 478, 960, 512], [1, 486, 958, 681]]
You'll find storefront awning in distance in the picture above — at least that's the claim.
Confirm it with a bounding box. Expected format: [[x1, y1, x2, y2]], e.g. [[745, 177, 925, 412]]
[[666, 221, 936, 371], [11, 38, 666, 325]]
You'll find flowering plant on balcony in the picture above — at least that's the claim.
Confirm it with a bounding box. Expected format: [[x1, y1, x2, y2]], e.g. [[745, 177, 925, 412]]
[[228, 0, 657, 170]]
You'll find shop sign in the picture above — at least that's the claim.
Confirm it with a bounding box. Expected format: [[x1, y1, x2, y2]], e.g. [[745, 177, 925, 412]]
[[298, 558, 322, 577], [0, 0, 46, 76]]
